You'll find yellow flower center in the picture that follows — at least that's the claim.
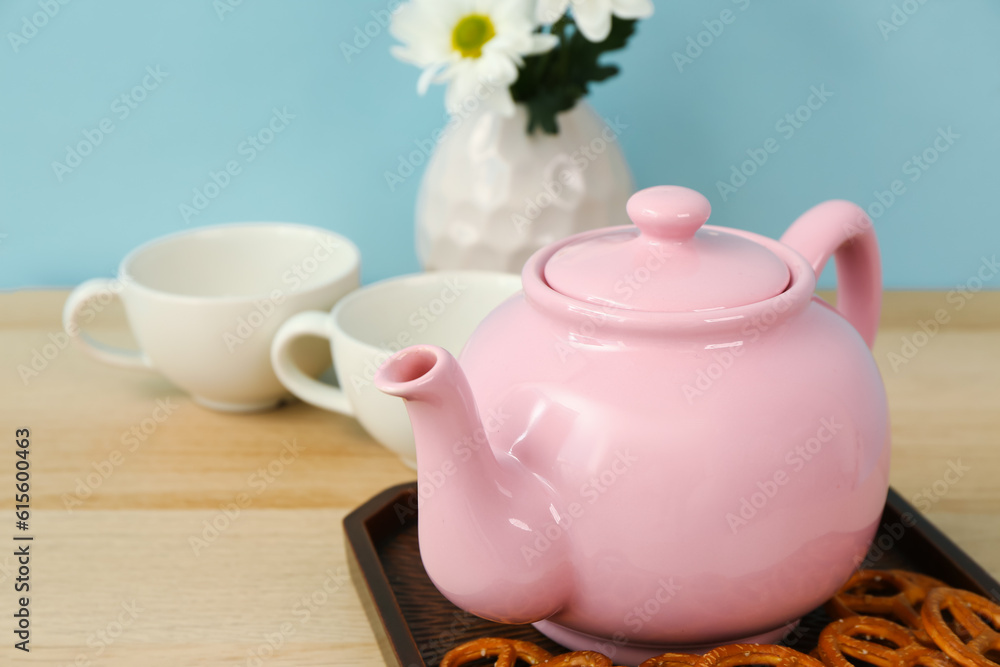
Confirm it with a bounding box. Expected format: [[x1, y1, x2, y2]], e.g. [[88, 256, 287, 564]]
[[451, 14, 496, 58]]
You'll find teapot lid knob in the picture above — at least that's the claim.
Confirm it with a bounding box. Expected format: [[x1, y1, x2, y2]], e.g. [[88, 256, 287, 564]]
[[626, 185, 711, 242]]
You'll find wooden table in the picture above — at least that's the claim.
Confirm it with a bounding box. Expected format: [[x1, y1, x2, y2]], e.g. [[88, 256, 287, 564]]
[[1, 290, 998, 666]]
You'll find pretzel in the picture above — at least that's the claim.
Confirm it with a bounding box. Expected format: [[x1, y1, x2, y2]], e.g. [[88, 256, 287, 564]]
[[696, 643, 824, 667], [818, 615, 956, 667], [639, 653, 700, 667], [921, 588, 1000, 667], [540, 651, 622, 666], [901, 572, 951, 592], [826, 569, 946, 645], [440, 637, 554, 667]]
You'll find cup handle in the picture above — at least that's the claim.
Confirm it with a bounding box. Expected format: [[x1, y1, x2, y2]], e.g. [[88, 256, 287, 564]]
[[63, 278, 154, 370], [271, 311, 354, 415]]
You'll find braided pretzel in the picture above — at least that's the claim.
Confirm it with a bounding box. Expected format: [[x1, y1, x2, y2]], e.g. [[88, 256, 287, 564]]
[[827, 570, 946, 645], [696, 643, 824, 667], [818, 615, 956, 667], [639, 653, 701, 667], [921, 588, 1000, 667], [440, 637, 554, 667]]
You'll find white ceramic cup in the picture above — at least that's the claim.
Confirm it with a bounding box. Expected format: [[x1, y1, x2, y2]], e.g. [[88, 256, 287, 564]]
[[270, 271, 522, 467], [63, 223, 360, 412]]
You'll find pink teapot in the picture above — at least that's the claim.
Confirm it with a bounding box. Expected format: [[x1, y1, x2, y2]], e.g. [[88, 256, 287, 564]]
[[375, 186, 889, 664]]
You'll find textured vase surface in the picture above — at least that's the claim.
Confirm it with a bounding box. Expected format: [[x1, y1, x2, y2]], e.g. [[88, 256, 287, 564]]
[[416, 102, 634, 273]]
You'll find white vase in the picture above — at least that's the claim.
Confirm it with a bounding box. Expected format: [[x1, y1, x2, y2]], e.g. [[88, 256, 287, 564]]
[[416, 102, 634, 273]]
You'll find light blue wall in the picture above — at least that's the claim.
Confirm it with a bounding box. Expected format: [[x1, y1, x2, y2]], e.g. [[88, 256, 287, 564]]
[[1, 0, 998, 290]]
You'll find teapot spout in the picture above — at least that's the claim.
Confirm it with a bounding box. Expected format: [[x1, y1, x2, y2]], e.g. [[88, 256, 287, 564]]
[[376, 345, 571, 623]]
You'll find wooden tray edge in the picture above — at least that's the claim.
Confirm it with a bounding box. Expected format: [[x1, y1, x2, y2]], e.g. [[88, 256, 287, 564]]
[[344, 482, 422, 667], [884, 487, 1000, 597]]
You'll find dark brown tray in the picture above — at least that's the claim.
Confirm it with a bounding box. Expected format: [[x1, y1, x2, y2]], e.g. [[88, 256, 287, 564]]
[[344, 484, 1000, 667]]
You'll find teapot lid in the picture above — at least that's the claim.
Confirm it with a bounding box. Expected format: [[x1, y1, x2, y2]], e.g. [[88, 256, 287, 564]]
[[543, 185, 791, 312]]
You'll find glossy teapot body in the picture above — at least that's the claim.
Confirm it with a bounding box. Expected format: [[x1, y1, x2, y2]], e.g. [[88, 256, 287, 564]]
[[375, 187, 890, 661], [457, 223, 889, 648]]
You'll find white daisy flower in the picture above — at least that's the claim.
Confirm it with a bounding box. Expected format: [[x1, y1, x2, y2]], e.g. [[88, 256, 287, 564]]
[[536, 0, 654, 43], [391, 0, 559, 117]]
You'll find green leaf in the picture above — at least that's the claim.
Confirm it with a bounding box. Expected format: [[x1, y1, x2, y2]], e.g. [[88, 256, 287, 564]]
[[590, 64, 620, 82], [510, 16, 640, 135]]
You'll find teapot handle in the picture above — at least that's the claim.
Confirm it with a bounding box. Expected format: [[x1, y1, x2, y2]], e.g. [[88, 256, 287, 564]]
[[780, 200, 881, 349]]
